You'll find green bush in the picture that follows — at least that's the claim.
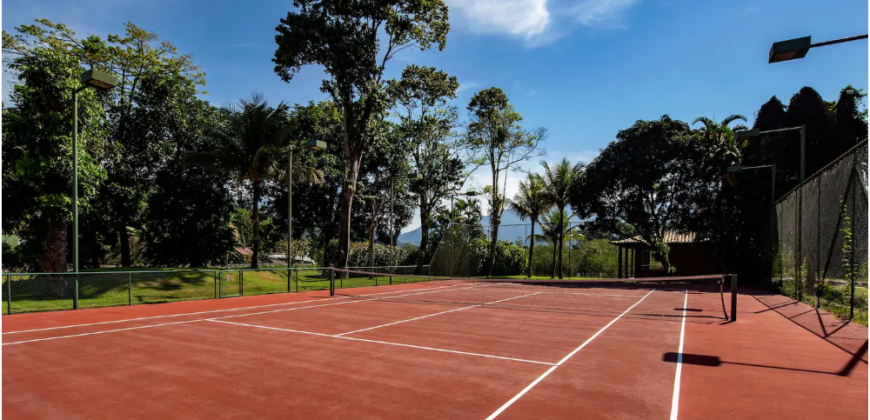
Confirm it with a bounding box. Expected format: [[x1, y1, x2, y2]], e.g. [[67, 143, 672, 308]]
[[470, 239, 528, 277], [325, 240, 415, 268]]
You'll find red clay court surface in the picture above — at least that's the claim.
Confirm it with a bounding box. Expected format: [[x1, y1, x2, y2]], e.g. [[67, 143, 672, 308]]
[[2, 281, 867, 419]]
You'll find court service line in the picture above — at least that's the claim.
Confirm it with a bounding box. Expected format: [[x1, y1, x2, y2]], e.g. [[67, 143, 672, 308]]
[[2, 284, 487, 344], [212, 284, 490, 321], [669, 290, 689, 420], [335, 292, 543, 337], [3, 320, 204, 346], [2, 282, 462, 336], [484, 289, 657, 420], [206, 319, 555, 366]]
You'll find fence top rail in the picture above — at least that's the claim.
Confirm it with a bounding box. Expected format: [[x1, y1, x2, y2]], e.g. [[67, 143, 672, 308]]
[[345, 265, 429, 269], [775, 138, 868, 206], [2, 267, 337, 277]]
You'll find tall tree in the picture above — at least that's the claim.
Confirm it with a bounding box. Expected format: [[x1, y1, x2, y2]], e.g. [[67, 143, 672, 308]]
[[273, 0, 450, 268], [507, 172, 552, 278], [387, 65, 464, 256], [5, 20, 206, 267], [184, 93, 321, 268], [465, 87, 546, 277], [541, 158, 582, 279], [571, 116, 709, 272]]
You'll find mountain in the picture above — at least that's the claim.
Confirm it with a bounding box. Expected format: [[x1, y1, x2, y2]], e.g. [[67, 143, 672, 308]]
[[398, 212, 534, 246]]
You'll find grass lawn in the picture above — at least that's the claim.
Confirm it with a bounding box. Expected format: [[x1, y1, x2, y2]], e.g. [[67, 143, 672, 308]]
[[1, 267, 334, 315]]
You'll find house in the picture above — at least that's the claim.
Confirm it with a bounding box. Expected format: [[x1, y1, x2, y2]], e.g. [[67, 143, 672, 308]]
[[611, 231, 722, 278]]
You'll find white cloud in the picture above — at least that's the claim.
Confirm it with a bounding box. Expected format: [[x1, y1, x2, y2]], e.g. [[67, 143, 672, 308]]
[[446, 0, 550, 40], [573, 0, 640, 27], [527, 90, 538, 96], [457, 81, 484, 93]]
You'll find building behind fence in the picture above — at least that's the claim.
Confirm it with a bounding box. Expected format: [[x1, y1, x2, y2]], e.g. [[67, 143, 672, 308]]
[[774, 139, 868, 322]]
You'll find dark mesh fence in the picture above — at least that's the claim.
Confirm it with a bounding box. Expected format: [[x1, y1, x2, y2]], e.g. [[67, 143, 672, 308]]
[[2, 268, 334, 315], [773, 140, 868, 323]]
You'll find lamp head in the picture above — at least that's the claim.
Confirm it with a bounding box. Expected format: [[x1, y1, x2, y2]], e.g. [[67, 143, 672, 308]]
[[769, 36, 811, 63], [80, 68, 118, 90], [303, 140, 327, 151]]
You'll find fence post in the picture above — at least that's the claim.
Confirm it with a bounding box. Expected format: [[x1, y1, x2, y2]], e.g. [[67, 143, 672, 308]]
[[215, 270, 218, 299], [128, 272, 132, 305], [288, 268, 292, 293], [218, 270, 222, 298], [240, 270, 244, 296], [74, 274, 79, 310], [6, 277, 11, 315]]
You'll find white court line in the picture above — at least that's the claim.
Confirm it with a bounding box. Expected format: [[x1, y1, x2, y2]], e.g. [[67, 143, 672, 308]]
[[3, 281, 462, 336], [212, 283, 488, 321], [3, 320, 204, 346], [1, 284, 487, 345], [335, 292, 543, 337], [484, 289, 656, 420], [669, 290, 689, 420], [207, 319, 555, 366]]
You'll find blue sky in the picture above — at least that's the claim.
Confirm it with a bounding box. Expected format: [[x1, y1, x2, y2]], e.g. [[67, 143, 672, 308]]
[[3, 0, 868, 231]]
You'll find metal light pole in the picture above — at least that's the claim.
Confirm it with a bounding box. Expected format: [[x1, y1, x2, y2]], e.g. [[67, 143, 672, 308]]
[[287, 140, 326, 275], [72, 69, 118, 277], [727, 164, 777, 281], [769, 34, 868, 63], [736, 126, 806, 182]]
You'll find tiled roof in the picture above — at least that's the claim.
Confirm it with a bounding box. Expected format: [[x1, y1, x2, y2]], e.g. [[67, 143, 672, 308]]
[[611, 231, 700, 246]]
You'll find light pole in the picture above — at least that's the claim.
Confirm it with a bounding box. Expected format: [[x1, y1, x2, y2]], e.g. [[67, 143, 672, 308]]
[[73, 68, 118, 276], [727, 164, 777, 282], [287, 140, 326, 275], [769, 34, 868, 63], [390, 173, 423, 270], [736, 126, 806, 182]]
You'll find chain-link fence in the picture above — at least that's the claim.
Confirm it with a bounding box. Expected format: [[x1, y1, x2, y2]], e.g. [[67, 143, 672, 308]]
[[1, 267, 335, 315], [773, 140, 868, 323]]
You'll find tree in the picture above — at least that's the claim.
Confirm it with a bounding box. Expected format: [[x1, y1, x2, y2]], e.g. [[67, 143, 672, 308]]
[[273, 0, 450, 268], [184, 93, 321, 268], [1, 46, 109, 272], [5, 20, 206, 267], [507, 172, 552, 278], [465, 87, 546, 277], [541, 158, 582, 279], [387, 65, 464, 256], [571, 116, 708, 272], [532, 209, 578, 279]]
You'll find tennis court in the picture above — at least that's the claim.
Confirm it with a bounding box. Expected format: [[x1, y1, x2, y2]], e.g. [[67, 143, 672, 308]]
[[3, 271, 866, 419]]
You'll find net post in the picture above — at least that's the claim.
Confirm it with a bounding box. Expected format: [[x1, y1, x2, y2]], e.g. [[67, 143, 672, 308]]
[[128, 272, 132, 305], [729, 274, 738, 322], [329, 268, 335, 296]]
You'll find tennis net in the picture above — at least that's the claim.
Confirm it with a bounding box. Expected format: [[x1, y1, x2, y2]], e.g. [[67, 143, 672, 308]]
[[330, 269, 736, 321]]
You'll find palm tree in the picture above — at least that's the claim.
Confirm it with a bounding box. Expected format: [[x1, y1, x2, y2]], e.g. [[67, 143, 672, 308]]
[[541, 158, 583, 279], [533, 209, 582, 279], [508, 172, 552, 278], [184, 93, 322, 268], [693, 114, 749, 169]]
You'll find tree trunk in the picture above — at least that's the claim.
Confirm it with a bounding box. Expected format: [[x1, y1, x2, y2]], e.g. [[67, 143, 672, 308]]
[[40, 220, 68, 273], [557, 209, 564, 279], [335, 149, 363, 269], [119, 223, 131, 267], [251, 179, 261, 269], [550, 240, 557, 279], [419, 195, 430, 256], [368, 199, 377, 270], [528, 220, 536, 278], [487, 215, 501, 278]]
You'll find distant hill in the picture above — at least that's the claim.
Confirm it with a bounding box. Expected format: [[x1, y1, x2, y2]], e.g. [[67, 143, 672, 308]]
[[399, 212, 537, 246]]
